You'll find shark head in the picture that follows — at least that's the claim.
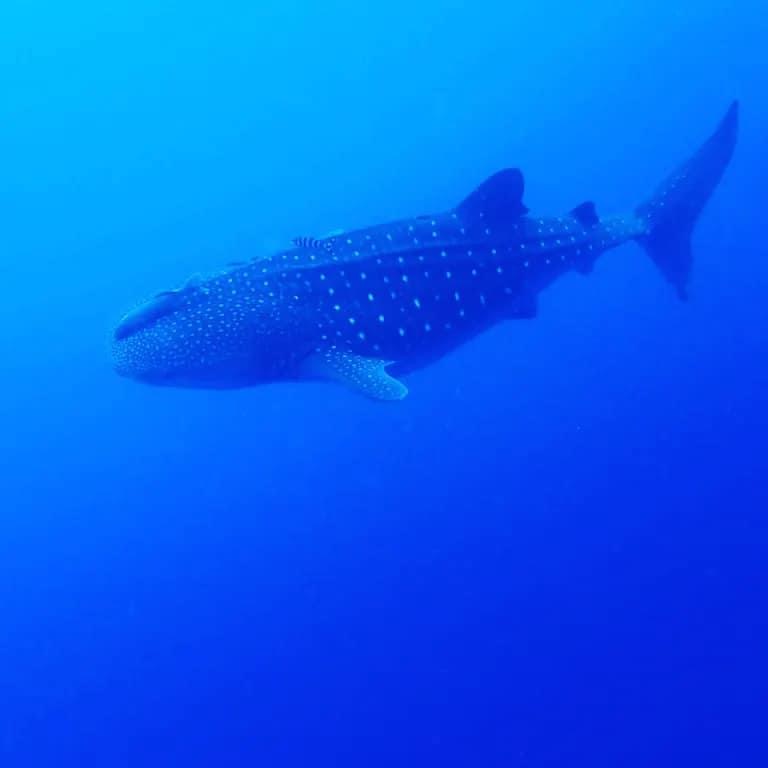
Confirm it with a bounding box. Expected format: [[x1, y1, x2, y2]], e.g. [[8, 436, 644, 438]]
[[112, 274, 280, 388]]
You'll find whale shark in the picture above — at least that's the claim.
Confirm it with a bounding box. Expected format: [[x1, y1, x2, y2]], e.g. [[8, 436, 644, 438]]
[[113, 103, 738, 400]]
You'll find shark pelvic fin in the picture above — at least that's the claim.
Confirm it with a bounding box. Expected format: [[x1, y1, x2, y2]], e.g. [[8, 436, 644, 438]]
[[457, 168, 528, 222], [302, 348, 408, 401]]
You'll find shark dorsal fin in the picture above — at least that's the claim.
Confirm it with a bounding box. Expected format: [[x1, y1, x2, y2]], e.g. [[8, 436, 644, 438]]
[[571, 201, 599, 227], [456, 169, 528, 223]]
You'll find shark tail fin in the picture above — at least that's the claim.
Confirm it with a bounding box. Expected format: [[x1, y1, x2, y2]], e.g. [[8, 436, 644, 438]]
[[635, 101, 738, 300]]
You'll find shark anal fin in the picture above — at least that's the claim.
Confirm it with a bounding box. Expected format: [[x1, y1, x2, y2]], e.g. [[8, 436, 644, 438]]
[[302, 348, 408, 401]]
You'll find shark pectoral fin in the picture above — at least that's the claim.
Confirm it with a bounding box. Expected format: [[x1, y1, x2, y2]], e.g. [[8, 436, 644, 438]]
[[302, 349, 408, 401]]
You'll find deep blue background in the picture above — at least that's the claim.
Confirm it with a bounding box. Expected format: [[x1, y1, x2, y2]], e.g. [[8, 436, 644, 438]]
[[1, 1, 766, 765]]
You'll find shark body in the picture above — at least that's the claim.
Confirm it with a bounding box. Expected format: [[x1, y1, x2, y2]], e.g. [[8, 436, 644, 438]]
[[113, 103, 738, 400]]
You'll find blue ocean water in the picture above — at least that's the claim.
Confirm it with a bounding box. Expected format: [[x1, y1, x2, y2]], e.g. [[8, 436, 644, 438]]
[[1, 1, 766, 765]]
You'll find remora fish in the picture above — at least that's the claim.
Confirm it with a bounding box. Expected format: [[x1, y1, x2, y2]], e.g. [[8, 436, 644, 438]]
[[113, 103, 738, 400]]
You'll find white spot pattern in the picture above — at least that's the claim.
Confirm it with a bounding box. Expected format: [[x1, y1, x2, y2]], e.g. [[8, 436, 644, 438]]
[[114, 205, 636, 390]]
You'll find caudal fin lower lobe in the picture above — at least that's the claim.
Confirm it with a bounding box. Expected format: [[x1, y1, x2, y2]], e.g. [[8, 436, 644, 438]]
[[636, 101, 739, 299]]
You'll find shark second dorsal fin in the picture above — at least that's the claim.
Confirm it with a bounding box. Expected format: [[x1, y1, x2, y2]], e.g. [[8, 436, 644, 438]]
[[456, 168, 528, 223], [302, 348, 408, 401]]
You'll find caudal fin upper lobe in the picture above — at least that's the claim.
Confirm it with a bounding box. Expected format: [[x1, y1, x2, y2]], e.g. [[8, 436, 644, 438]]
[[637, 102, 739, 299]]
